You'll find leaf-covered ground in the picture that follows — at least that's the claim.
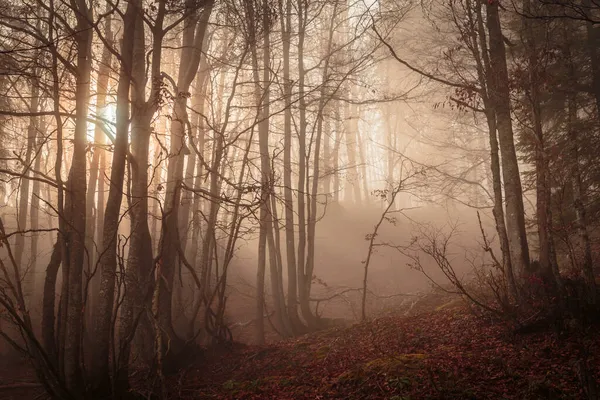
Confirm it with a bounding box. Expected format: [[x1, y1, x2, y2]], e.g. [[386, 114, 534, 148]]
[[172, 305, 600, 400]]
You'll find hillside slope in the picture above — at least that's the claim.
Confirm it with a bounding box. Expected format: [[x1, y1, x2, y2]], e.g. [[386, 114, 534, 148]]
[[168, 306, 600, 400]]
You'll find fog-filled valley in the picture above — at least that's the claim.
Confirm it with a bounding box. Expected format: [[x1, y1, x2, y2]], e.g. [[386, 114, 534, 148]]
[[0, 0, 599, 398]]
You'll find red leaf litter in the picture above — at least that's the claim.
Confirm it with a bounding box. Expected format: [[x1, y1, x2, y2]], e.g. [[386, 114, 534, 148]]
[[167, 307, 600, 399]]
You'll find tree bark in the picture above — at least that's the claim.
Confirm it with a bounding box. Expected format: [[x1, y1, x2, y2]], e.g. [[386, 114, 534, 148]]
[[86, 12, 112, 323], [485, 0, 530, 283], [563, 22, 597, 303], [522, 0, 562, 291], [158, 1, 212, 367], [246, 0, 268, 344], [41, 241, 61, 364], [16, 76, 39, 296], [118, 8, 158, 387], [296, 0, 318, 329], [90, 1, 136, 390], [279, 0, 304, 335], [30, 119, 42, 297], [344, 101, 361, 204], [583, 0, 600, 117], [333, 104, 342, 203], [305, 2, 338, 327], [465, 0, 518, 300], [180, 58, 209, 258], [258, 1, 291, 337], [62, 0, 93, 392]]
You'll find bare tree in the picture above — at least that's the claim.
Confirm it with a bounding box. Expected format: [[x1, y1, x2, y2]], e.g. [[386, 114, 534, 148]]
[[157, 0, 213, 367]]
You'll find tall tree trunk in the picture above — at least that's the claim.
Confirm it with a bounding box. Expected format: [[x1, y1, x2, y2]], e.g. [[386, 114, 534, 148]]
[[86, 12, 113, 322], [62, 0, 93, 392], [323, 108, 332, 199], [47, 2, 68, 377], [522, 0, 562, 291], [150, 118, 165, 252], [280, 0, 303, 334], [296, 0, 318, 329], [471, 0, 517, 300], [258, 3, 291, 337], [563, 23, 597, 303], [0, 76, 6, 208], [357, 123, 369, 202], [385, 108, 395, 201], [333, 104, 342, 203], [268, 187, 292, 336], [42, 241, 61, 364], [175, 51, 210, 337], [486, 0, 530, 283], [158, 1, 212, 367], [190, 38, 232, 341], [90, 2, 136, 390], [306, 2, 338, 328], [187, 105, 206, 338], [246, 0, 269, 343], [180, 57, 209, 258], [189, 85, 207, 271], [344, 101, 361, 204], [30, 121, 42, 296], [567, 99, 596, 303], [118, 7, 160, 387], [16, 76, 39, 294]]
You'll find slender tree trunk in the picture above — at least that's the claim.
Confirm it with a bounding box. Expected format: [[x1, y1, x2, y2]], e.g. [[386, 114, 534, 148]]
[[296, 0, 318, 329], [486, 110, 519, 298], [563, 23, 596, 303], [119, 6, 168, 386], [120, 22, 155, 389], [90, 2, 136, 390], [246, 0, 269, 343], [567, 100, 596, 303], [150, 120, 164, 252], [158, 1, 212, 366], [486, 1, 530, 283], [86, 13, 112, 331], [47, 3, 68, 377], [344, 101, 361, 204], [30, 123, 42, 296], [306, 2, 338, 328], [62, 1, 93, 391], [198, 119, 224, 338], [333, 104, 341, 203], [268, 188, 292, 336], [180, 57, 209, 257], [255, 0, 289, 337], [385, 110, 395, 201], [357, 124, 369, 202], [469, 0, 518, 300], [522, 0, 562, 291], [279, 0, 303, 334], [189, 89, 207, 272], [0, 76, 6, 208], [16, 77, 39, 295], [41, 241, 61, 363], [176, 54, 209, 337], [362, 185, 402, 320], [96, 139, 106, 279], [323, 108, 332, 199]]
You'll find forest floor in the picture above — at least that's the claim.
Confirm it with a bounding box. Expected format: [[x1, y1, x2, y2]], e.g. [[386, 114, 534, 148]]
[[168, 296, 600, 400], [1, 293, 599, 399]]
